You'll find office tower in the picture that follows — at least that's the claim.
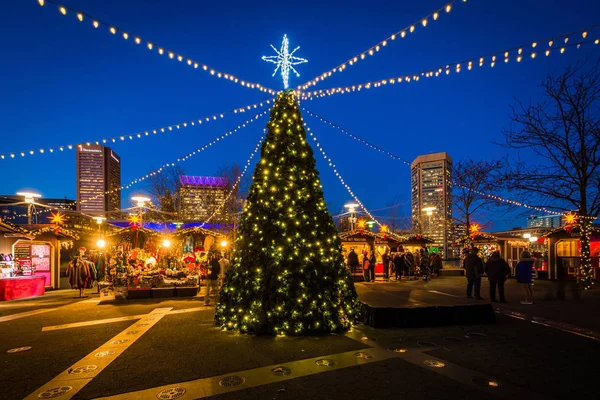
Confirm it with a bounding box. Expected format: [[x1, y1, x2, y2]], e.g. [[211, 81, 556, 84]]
[[527, 214, 563, 228], [411, 152, 453, 259], [76, 144, 121, 215], [179, 176, 228, 222]]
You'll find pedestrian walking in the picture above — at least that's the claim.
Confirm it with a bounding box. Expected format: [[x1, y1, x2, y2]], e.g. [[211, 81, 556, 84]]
[[430, 253, 443, 277], [368, 250, 377, 282], [404, 251, 415, 279], [204, 255, 221, 306], [484, 251, 510, 303], [219, 254, 230, 285], [464, 247, 484, 300], [515, 251, 535, 304], [420, 248, 430, 281]]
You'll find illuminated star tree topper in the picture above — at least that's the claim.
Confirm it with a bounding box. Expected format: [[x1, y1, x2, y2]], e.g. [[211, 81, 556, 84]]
[[262, 34, 308, 90]]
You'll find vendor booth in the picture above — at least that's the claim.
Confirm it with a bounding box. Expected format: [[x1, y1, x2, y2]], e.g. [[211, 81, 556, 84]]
[[544, 226, 600, 281], [0, 222, 78, 300], [339, 230, 402, 281]]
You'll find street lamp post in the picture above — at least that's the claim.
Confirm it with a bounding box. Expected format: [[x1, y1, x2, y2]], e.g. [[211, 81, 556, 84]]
[[17, 191, 41, 224], [344, 202, 359, 231]]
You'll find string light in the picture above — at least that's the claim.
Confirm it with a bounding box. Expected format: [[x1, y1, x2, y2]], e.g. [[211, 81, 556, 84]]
[[304, 108, 560, 216], [37, 0, 277, 95], [298, 0, 466, 90], [303, 122, 382, 227], [77, 110, 269, 206], [0, 98, 273, 160], [300, 26, 600, 100], [202, 132, 266, 225]]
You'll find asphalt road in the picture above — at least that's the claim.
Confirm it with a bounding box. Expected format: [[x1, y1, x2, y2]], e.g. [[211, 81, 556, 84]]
[[1, 277, 598, 400]]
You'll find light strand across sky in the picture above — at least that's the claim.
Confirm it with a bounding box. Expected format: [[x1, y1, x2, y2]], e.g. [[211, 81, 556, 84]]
[[201, 131, 266, 226], [303, 121, 382, 228], [36, 0, 276, 95], [78, 109, 270, 206], [300, 26, 600, 99], [303, 108, 562, 216], [298, 0, 467, 90], [0, 98, 273, 161]]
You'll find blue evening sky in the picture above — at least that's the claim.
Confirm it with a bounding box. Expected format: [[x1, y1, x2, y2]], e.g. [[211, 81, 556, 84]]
[[1, 0, 599, 230]]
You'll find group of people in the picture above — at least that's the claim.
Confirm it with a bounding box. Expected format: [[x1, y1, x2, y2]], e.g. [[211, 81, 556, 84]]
[[347, 246, 443, 282], [463, 247, 536, 304]]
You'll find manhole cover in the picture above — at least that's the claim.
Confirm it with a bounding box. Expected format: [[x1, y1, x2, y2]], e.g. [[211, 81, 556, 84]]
[[424, 360, 445, 368], [219, 375, 245, 387], [70, 365, 98, 374], [7, 346, 32, 353], [156, 387, 186, 399], [444, 336, 463, 342], [138, 323, 150, 327], [94, 350, 116, 358], [472, 377, 499, 387], [315, 359, 335, 367], [388, 348, 407, 353], [465, 332, 487, 339], [353, 352, 373, 360], [126, 330, 139, 335], [271, 366, 292, 376], [418, 341, 437, 348], [111, 339, 129, 345], [37, 386, 73, 398]]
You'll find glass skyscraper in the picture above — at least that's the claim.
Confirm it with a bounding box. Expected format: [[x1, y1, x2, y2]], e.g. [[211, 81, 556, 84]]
[[76, 144, 121, 216], [411, 152, 453, 259]]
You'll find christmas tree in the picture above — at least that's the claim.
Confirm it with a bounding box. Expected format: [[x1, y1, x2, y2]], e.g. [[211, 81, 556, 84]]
[[215, 90, 358, 335]]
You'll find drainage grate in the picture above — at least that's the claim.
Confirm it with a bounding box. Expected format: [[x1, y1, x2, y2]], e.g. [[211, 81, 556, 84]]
[[111, 339, 129, 345], [7, 346, 32, 353], [126, 330, 139, 335], [472, 377, 499, 388], [219, 376, 245, 387], [156, 387, 187, 399], [417, 341, 437, 348], [388, 348, 407, 353], [69, 365, 98, 375], [271, 366, 292, 377], [353, 352, 373, 360], [315, 359, 335, 367], [444, 336, 463, 342], [37, 386, 73, 399], [465, 332, 487, 339], [94, 350, 116, 358], [424, 360, 445, 368]]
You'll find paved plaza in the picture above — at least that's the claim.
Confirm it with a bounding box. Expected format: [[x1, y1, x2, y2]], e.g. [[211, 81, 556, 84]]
[[1, 277, 599, 400]]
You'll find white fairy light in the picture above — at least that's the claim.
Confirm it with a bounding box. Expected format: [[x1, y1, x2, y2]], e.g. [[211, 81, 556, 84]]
[[262, 35, 308, 89]]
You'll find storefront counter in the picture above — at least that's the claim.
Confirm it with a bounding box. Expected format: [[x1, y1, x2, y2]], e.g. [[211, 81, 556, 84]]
[[0, 276, 46, 301]]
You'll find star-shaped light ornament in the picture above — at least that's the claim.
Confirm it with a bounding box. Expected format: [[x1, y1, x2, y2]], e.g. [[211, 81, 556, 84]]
[[49, 212, 65, 225], [262, 35, 308, 89]]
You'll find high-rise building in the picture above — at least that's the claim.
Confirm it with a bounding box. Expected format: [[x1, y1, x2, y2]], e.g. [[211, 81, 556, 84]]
[[76, 144, 121, 216], [179, 176, 228, 222], [527, 214, 563, 228], [411, 152, 453, 259]]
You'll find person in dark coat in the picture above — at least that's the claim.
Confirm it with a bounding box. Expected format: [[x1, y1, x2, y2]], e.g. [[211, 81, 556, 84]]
[[347, 248, 359, 274], [381, 249, 391, 280], [368, 251, 377, 282], [484, 251, 510, 303], [464, 247, 484, 300], [515, 251, 535, 304], [362, 251, 370, 282], [394, 252, 406, 280], [204, 255, 221, 306]]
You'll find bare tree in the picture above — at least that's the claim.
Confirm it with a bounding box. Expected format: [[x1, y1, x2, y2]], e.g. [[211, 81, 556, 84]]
[[453, 159, 504, 246], [502, 59, 600, 289], [215, 163, 251, 238], [146, 165, 184, 220]]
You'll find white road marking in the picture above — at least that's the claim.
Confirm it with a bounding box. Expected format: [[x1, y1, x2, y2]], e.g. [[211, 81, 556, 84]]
[[0, 308, 58, 323], [427, 290, 461, 298], [25, 307, 173, 400]]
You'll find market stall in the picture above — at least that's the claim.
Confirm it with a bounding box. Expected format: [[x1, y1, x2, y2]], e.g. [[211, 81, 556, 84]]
[[339, 230, 402, 281], [544, 226, 600, 281]]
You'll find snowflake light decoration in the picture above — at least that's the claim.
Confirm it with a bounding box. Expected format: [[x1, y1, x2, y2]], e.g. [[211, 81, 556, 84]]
[[262, 35, 308, 90]]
